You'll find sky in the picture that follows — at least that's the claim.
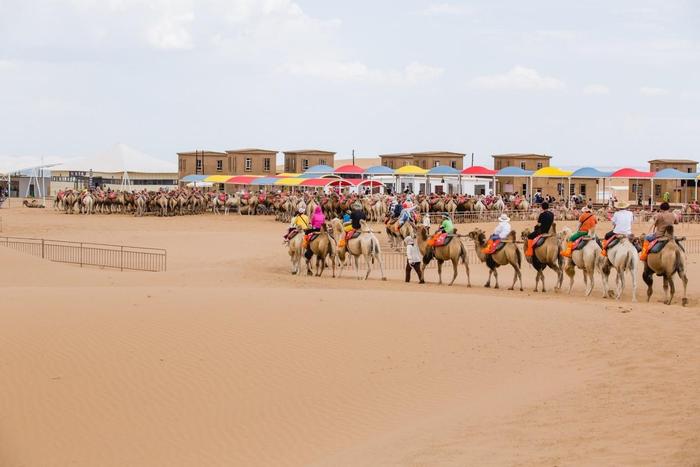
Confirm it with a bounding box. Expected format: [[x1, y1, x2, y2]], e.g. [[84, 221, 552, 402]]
[[0, 0, 698, 169]]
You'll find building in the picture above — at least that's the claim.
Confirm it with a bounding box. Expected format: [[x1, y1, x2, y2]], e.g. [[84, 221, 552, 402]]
[[379, 151, 465, 171], [492, 154, 553, 196], [177, 150, 226, 179], [628, 159, 699, 203], [283, 149, 335, 173]]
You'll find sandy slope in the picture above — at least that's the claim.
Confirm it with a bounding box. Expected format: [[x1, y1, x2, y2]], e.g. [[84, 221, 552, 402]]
[[1, 206, 699, 466]]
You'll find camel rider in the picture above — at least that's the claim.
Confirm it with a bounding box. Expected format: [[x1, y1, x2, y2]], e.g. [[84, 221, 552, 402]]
[[663, 191, 671, 203], [284, 207, 310, 242], [309, 205, 325, 233], [482, 214, 511, 255], [526, 202, 554, 257], [350, 202, 366, 230], [398, 202, 416, 229], [342, 210, 353, 232], [601, 201, 634, 257], [438, 213, 454, 234], [561, 206, 597, 257], [640, 202, 676, 261], [392, 200, 402, 219]]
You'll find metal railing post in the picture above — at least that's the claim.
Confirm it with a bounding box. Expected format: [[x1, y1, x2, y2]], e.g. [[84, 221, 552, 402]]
[[120, 245, 124, 271], [80, 243, 83, 267], [41, 239, 45, 259]]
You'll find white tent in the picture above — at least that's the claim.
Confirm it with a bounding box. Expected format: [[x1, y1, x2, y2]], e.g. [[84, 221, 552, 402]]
[[57, 143, 176, 174]]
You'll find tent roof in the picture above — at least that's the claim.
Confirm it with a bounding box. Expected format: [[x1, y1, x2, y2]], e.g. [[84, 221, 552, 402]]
[[356, 179, 384, 187], [276, 172, 301, 177], [228, 175, 261, 184], [57, 143, 176, 173], [609, 168, 654, 178], [654, 168, 697, 180], [570, 167, 612, 178], [532, 167, 573, 177], [300, 178, 353, 187], [181, 174, 207, 182], [364, 165, 394, 175], [204, 175, 233, 183], [496, 166, 534, 176], [395, 165, 428, 175], [304, 164, 335, 174], [275, 177, 305, 186], [250, 177, 282, 185], [427, 166, 460, 175], [461, 166, 497, 176], [334, 164, 364, 174]]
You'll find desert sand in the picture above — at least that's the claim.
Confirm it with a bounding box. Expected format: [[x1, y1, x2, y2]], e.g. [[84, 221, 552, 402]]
[[1, 204, 700, 466]]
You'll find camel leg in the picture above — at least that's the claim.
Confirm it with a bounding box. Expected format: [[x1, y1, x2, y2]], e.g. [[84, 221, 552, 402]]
[[615, 270, 624, 300], [364, 253, 372, 280], [330, 253, 336, 278], [492, 268, 499, 289], [667, 275, 676, 305], [448, 258, 458, 286], [437, 260, 443, 285], [679, 270, 689, 307], [316, 255, 323, 277], [541, 270, 546, 293], [585, 268, 594, 296], [662, 276, 669, 304], [353, 256, 361, 280], [484, 269, 492, 288], [630, 265, 637, 303], [642, 265, 654, 302], [565, 260, 575, 294], [376, 254, 387, 281]]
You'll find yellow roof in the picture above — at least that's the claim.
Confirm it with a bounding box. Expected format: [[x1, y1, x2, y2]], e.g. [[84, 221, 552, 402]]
[[277, 172, 300, 177], [204, 175, 234, 183], [275, 178, 305, 186], [532, 167, 573, 178], [394, 165, 428, 175]]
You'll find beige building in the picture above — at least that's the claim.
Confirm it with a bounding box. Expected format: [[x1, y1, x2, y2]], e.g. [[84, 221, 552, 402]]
[[629, 159, 698, 203], [379, 151, 465, 170], [177, 149, 278, 179], [283, 150, 335, 173], [492, 154, 554, 196]]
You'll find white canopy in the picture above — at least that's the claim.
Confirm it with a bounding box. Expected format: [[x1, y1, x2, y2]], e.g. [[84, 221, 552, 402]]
[[57, 143, 176, 173]]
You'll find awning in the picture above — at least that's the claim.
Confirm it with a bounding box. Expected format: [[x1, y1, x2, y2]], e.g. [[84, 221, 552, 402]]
[[250, 177, 282, 186], [496, 167, 534, 176], [532, 167, 573, 178], [204, 175, 235, 183], [227, 175, 262, 184], [356, 179, 384, 187], [364, 165, 394, 175], [181, 174, 207, 182], [609, 168, 654, 178], [427, 166, 460, 176], [277, 173, 301, 177], [275, 178, 306, 186], [461, 166, 497, 176], [653, 168, 697, 180], [300, 178, 353, 187], [394, 165, 428, 175], [570, 167, 612, 178], [304, 164, 335, 174], [334, 164, 364, 174]]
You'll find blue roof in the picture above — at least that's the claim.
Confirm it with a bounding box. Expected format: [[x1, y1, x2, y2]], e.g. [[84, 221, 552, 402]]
[[364, 165, 394, 175], [304, 164, 335, 174], [250, 177, 280, 185], [496, 166, 534, 176], [570, 167, 612, 178], [181, 174, 207, 182], [427, 166, 460, 175], [653, 168, 697, 180]]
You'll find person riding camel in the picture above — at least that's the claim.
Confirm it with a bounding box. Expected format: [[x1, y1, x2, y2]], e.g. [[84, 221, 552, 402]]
[[342, 210, 353, 232], [350, 202, 365, 230], [601, 201, 633, 257], [439, 213, 454, 235], [304, 205, 326, 260], [397, 202, 416, 230], [525, 202, 554, 257], [561, 206, 597, 257], [283, 207, 310, 242], [482, 213, 511, 255], [640, 201, 676, 261]]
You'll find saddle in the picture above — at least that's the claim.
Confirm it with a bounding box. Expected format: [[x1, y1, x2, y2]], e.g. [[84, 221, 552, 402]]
[[603, 234, 624, 252], [303, 232, 319, 248], [429, 233, 453, 247], [287, 229, 300, 240], [648, 238, 669, 255], [572, 236, 593, 252], [532, 234, 548, 250], [338, 229, 360, 248], [218, 194, 227, 202], [108, 192, 117, 200]]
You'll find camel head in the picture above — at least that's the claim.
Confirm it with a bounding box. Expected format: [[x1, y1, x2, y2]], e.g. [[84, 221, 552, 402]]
[[521, 228, 531, 240], [467, 229, 485, 244]]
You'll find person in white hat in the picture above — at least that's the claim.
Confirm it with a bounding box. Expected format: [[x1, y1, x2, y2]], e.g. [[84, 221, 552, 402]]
[[404, 236, 425, 283], [482, 213, 511, 254], [602, 200, 633, 256]]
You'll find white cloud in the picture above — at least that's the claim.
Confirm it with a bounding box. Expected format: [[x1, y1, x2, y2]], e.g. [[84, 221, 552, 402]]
[[583, 84, 610, 95], [419, 3, 470, 16], [640, 86, 670, 96], [470, 66, 565, 91], [283, 60, 443, 85], [0, 59, 17, 71], [146, 12, 194, 50]]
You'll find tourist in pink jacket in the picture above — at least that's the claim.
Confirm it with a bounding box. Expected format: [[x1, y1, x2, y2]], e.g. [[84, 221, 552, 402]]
[[310, 205, 326, 231]]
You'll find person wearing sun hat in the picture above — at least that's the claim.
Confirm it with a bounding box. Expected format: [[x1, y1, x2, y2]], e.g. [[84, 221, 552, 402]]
[[601, 200, 633, 256], [482, 213, 511, 255], [561, 205, 597, 257]]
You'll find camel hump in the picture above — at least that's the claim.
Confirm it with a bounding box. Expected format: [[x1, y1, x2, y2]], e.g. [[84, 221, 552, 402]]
[[507, 230, 516, 242]]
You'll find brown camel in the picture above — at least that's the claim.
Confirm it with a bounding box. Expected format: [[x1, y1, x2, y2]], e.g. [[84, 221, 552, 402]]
[[415, 225, 470, 286], [521, 225, 563, 292], [331, 219, 386, 281], [468, 228, 523, 291], [305, 223, 337, 278], [642, 226, 688, 306]]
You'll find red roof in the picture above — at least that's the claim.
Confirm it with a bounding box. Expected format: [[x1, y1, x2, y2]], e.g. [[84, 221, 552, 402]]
[[227, 176, 261, 184], [334, 164, 364, 174], [609, 168, 654, 178], [300, 178, 353, 187], [355, 179, 383, 187], [461, 166, 497, 176]]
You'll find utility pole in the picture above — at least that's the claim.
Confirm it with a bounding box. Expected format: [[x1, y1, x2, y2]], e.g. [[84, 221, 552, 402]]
[[352, 149, 355, 166], [471, 152, 474, 167]]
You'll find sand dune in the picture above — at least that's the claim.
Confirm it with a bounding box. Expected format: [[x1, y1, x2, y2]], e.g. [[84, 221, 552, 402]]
[[1, 206, 699, 466]]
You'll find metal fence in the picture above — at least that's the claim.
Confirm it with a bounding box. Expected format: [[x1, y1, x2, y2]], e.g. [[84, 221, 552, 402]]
[[0, 236, 167, 272]]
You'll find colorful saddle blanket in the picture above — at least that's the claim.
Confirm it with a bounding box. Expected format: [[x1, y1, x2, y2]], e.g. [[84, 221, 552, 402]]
[[649, 238, 669, 254], [430, 233, 454, 247], [303, 232, 319, 247]]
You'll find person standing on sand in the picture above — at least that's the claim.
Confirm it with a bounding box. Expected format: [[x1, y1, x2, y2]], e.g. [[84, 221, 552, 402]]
[[404, 237, 424, 283]]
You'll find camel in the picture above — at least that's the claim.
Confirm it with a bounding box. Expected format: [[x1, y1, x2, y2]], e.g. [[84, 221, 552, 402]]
[[385, 218, 413, 251], [331, 219, 386, 281], [560, 227, 602, 296], [134, 194, 147, 217], [521, 226, 563, 292], [641, 226, 688, 306], [415, 225, 470, 286], [304, 223, 337, 278], [491, 196, 506, 212], [287, 229, 304, 275], [81, 193, 94, 214], [600, 236, 638, 302], [468, 228, 523, 291]]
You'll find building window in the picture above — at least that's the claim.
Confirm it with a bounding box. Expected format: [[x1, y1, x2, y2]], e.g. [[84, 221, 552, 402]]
[[179, 159, 186, 171], [631, 183, 637, 194], [433, 161, 440, 167], [688, 167, 693, 173], [520, 161, 526, 170], [450, 160, 457, 169], [570, 183, 575, 196], [655, 184, 661, 196], [228, 157, 232, 172], [536, 162, 543, 169], [521, 183, 527, 195], [244, 158, 252, 172], [557, 183, 563, 195], [302, 159, 309, 171], [216, 160, 223, 172], [496, 160, 502, 169], [319, 159, 326, 166], [263, 158, 271, 172], [196, 159, 202, 173], [387, 160, 394, 169], [580, 184, 586, 196]]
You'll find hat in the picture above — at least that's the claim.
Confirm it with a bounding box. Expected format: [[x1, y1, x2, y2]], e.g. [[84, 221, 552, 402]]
[[297, 207, 305, 213], [442, 213, 450, 218], [581, 206, 591, 212], [404, 236, 414, 245], [498, 213, 510, 222], [352, 202, 362, 209], [616, 201, 630, 209]]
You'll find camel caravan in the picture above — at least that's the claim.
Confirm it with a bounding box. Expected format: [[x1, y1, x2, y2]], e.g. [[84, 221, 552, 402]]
[[282, 198, 690, 306]]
